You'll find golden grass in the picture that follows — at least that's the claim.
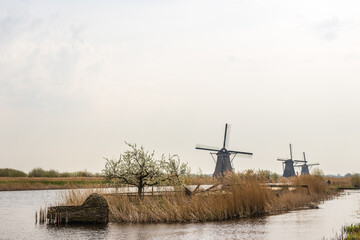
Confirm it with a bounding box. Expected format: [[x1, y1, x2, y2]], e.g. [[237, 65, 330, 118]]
[[56, 173, 338, 223], [268, 175, 330, 212], [326, 177, 352, 188], [183, 175, 218, 185], [59, 173, 273, 222]]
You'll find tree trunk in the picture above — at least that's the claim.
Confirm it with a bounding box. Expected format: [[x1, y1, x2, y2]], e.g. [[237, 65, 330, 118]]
[[138, 186, 143, 198], [138, 179, 143, 199]]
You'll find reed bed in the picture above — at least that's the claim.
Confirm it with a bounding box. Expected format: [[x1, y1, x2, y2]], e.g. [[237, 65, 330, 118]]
[[183, 175, 218, 185], [326, 177, 352, 188], [269, 174, 332, 213], [104, 173, 274, 223], [56, 173, 336, 223]]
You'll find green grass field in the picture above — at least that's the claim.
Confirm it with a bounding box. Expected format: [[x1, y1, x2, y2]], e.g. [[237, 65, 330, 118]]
[[0, 177, 105, 191]]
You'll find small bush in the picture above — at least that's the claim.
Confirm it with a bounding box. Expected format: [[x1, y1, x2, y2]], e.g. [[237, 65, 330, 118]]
[[270, 172, 279, 182], [311, 167, 324, 177], [257, 170, 271, 180]]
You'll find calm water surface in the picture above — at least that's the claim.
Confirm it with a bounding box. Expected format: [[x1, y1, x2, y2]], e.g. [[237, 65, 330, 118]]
[[0, 189, 359, 240]]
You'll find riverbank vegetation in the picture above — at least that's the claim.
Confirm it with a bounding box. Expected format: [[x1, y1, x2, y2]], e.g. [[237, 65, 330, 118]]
[[1, 170, 357, 192], [0, 177, 104, 191], [342, 223, 360, 239], [57, 172, 336, 223], [0, 168, 27, 177], [0, 168, 103, 191], [0, 167, 100, 178], [28, 168, 101, 178], [328, 223, 360, 240]]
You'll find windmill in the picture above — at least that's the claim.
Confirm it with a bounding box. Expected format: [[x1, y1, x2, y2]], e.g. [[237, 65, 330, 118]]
[[195, 123, 253, 176], [295, 152, 320, 175], [277, 144, 305, 177]]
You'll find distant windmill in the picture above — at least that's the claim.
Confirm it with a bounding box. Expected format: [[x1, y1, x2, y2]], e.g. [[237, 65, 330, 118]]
[[195, 123, 253, 176], [295, 152, 320, 175], [277, 144, 305, 177]]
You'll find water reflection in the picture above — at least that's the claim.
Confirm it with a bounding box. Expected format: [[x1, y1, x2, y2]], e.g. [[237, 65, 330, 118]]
[[46, 224, 109, 240], [0, 189, 359, 240]]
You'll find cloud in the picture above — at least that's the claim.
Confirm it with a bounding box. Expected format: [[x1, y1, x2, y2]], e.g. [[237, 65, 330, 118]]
[[0, 9, 98, 112], [311, 16, 351, 41], [314, 16, 342, 30], [320, 32, 338, 41]]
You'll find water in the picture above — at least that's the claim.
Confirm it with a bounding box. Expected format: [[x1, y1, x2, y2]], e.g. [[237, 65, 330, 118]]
[[0, 189, 359, 240]]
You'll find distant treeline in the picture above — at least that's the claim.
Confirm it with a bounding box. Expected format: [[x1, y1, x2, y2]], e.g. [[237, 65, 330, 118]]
[[0, 168, 27, 177], [0, 168, 101, 178]]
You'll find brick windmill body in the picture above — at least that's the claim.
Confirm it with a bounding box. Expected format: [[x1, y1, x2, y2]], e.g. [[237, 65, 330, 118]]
[[277, 144, 305, 177], [295, 152, 320, 175], [196, 124, 253, 176]]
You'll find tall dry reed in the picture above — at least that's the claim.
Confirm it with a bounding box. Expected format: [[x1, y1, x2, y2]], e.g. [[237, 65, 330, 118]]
[[59, 172, 274, 223], [57, 173, 334, 223], [268, 175, 331, 212]]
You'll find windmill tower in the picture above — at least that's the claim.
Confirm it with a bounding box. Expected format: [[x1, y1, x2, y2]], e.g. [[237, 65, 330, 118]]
[[277, 144, 305, 177], [195, 123, 253, 176], [295, 152, 320, 175]]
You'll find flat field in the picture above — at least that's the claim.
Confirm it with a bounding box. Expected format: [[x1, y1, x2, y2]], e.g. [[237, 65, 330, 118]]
[[0, 177, 105, 191]]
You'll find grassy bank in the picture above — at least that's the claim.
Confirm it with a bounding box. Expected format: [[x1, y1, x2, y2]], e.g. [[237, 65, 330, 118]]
[[0, 177, 104, 191], [327, 223, 360, 240], [58, 173, 336, 223], [342, 224, 360, 240]]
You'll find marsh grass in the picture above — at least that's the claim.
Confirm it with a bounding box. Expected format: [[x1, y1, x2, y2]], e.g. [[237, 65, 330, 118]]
[[269, 174, 333, 213], [325, 223, 360, 240], [326, 177, 352, 188], [350, 174, 360, 188], [56, 173, 335, 223], [343, 223, 360, 239], [183, 175, 217, 185], [105, 172, 274, 223]]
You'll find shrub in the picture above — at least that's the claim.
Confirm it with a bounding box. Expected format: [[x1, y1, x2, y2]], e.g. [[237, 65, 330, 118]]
[[28, 168, 59, 177], [311, 167, 324, 177], [73, 170, 93, 177], [351, 174, 360, 187], [344, 223, 360, 239], [257, 170, 271, 180], [270, 172, 279, 182]]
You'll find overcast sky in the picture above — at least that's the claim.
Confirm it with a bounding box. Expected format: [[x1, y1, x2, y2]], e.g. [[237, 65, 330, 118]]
[[1, 0, 360, 175]]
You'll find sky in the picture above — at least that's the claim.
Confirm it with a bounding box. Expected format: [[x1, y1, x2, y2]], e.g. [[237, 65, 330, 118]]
[[1, 0, 360, 175]]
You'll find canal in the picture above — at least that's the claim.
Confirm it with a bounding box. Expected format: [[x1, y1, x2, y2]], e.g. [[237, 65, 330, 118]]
[[0, 189, 359, 239]]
